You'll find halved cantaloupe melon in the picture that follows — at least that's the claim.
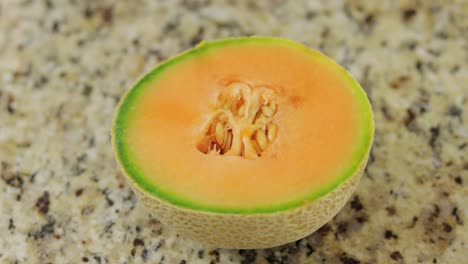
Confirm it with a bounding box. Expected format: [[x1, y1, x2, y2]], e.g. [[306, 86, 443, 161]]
[[112, 37, 374, 249]]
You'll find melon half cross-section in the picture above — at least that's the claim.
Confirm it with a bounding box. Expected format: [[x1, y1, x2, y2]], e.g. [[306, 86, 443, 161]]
[[112, 37, 374, 249]]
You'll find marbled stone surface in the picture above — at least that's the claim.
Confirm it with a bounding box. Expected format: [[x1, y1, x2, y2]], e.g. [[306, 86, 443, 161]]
[[0, 0, 467, 263]]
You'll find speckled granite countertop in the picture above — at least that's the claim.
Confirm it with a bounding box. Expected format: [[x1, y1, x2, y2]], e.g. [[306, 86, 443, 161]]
[[1, 0, 467, 263]]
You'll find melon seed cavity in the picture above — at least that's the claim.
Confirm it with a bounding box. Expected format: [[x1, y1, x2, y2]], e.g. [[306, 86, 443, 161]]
[[196, 82, 279, 158]]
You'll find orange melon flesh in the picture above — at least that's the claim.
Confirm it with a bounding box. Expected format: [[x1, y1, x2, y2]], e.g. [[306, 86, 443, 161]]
[[114, 38, 373, 213]]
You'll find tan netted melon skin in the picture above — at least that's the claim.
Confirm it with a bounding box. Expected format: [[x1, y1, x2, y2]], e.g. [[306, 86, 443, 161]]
[[124, 158, 367, 249]]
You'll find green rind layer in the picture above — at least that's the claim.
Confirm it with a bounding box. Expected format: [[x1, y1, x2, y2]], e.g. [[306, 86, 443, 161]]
[[112, 37, 374, 214]]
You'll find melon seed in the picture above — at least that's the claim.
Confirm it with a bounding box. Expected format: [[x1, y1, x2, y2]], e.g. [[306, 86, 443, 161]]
[[267, 124, 278, 142], [224, 130, 233, 150], [250, 137, 262, 155], [196, 136, 212, 154], [270, 101, 277, 112], [255, 130, 268, 150], [255, 116, 268, 129], [262, 106, 274, 117], [214, 122, 225, 145], [238, 105, 246, 116]]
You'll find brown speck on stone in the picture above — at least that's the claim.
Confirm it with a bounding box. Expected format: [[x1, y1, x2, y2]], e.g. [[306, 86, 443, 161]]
[[8, 218, 15, 231], [350, 196, 364, 211], [340, 253, 360, 264], [35, 75, 48, 88], [101, 6, 113, 23], [381, 105, 394, 121], [427, 49, 441, 57], [429, 127, 440, 149], [390, 75, 410, 89], [415, 60, 423, 72], [407, 41, 417, 50], [450, 65, 460, 73], [44, 0, 53, 9], [452, 207, 463, 225], [435, 31, 449, 39], [428, 204, 441, 222], [16, 141, 31, 148], [36, 191, 50, 214], [3, 172, 23, 189], [320, 28, 330, 40], [408, 216, 418, 228], [163, 19, 178, 33], [317, 224, 332, 236], [77, 39, 86, 47], [305, 243, 315, 256], [209, 250, 220, 262], [141, 247, 149, 261], [239, 249, 257, 263], [7, 94, 15, 114], [69, 57, 80, 64], [390, 251, 403, 260], [442, 223, 452, 232], [32, 217, 55, 239], [306, 11, 317, 20], [13, 68, 29, 79], [190, 27, 204, 47], [403, 109, 416, 127], [75, 188, 84, 196], [52, 21, 60, 32], [402, 9, 417, 21], [364, 14, 374, 25], [81, 205, 95, 215], [386, 206, 397, 216], [82, 84, 93, 97], [384, 229, 398, 239], [335, 222, 348, 238], [454, 176, 462, 185], [84, 6, 94, 18], [356, 215, 367, 224], [133, 238, 145, 247]]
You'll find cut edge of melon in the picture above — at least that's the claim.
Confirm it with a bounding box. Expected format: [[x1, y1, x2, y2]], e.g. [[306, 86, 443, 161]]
[[112, 36, 374, 214]]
